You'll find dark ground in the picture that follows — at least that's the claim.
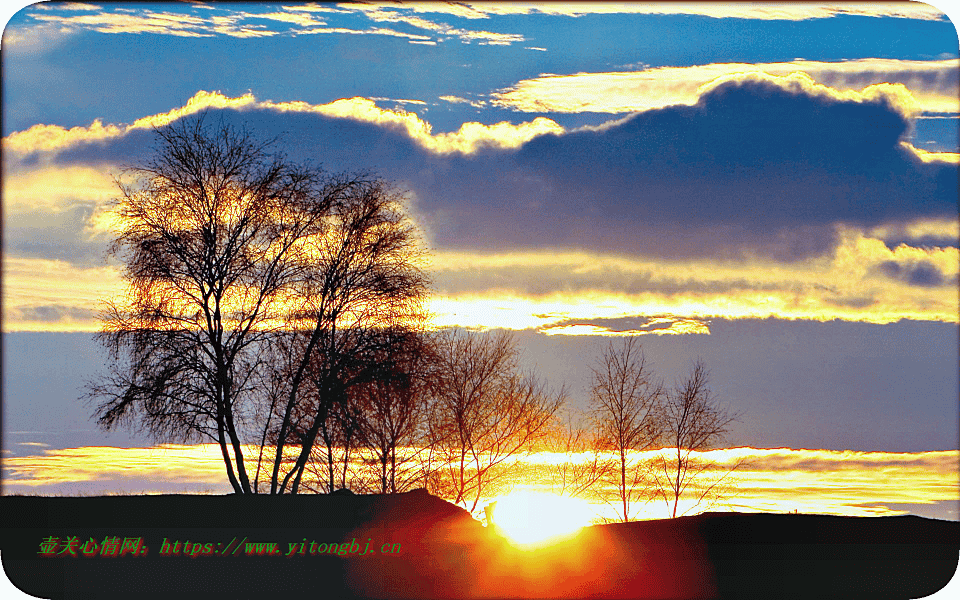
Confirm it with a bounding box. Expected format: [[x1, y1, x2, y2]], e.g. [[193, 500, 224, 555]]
[[1, 490, 956, 599]]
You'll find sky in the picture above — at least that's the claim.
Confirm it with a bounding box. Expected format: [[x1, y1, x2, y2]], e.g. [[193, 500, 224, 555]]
[[1, 2, 958, 524]]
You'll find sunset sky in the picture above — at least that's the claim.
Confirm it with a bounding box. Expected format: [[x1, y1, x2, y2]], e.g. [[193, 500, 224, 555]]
[[1, 2, 958, 522]]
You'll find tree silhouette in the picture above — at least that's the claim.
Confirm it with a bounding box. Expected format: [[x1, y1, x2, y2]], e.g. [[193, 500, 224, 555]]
[[87, 116, 336, 493], [589, 338, 664, 522], [427, 330, 563, 512], [534, 409, 613, 501], [87, 116, 429, 495], [350, 330, 437, 494], [267, 177, 430, 494], [650, 360, 742, 517]]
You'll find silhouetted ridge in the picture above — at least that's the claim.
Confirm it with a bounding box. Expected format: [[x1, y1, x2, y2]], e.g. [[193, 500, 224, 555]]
[[1, 495, 956, 599]]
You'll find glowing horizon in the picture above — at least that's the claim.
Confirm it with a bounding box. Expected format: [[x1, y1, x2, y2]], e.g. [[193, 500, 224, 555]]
[[4, 444, 956, 521]]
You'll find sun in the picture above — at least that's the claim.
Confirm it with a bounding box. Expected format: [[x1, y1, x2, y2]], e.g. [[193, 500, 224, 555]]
[[486, 490, 598, 548]]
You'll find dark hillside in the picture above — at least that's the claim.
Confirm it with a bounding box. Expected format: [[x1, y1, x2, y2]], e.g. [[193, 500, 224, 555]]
[[1, 492, 956, 599]]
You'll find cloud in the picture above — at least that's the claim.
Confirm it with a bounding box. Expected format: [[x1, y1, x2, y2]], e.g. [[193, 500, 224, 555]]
[[869, 217, 959, 249], [14, 5, 426, 42], [31, 2, 101, 11], [3, 91, 562, 162], [540, 317, 711, 336], [295, 25, 433, 42], [3, 90, 258, 159], [4, 76, 956, 330], [456, 2, 949, 21], [339, 4, 526, 44], [399, 73, 953, 264], [29, 9, 223, 37], [335, 2, 949, 22], [3, 257, 123, 332], [246, 11, 327, 28], [876, 259, 951, 287], [439, 95, 488, 108], [421, 226, 958, 330], [492, 59, 960, 115], [14, 3, 528, 45]]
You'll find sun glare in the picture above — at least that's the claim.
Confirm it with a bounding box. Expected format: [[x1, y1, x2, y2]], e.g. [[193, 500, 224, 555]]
[[487, 491, 598, 548]]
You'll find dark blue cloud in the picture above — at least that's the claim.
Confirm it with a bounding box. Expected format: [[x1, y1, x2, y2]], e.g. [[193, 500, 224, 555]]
[[38, 76, 958, 263], [509, 77, 953, 237], [877, 259, 951, 287]]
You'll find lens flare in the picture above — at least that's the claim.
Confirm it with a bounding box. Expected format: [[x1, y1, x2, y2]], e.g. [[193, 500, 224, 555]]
[[486, 490, 597, 548]]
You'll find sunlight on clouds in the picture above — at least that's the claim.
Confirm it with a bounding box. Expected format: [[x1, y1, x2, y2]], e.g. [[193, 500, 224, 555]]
[[3, 165, 117, 214], [4, 120, 124, 156], [425, 227, 958, 331], [4, 222, 954, 331], [439, 95, 487, 108], [261, 96, 563, 153], [31, 2, 102, 10], [540, 319, 710, 337], [12, 2, 946, 53], [493, 60, 958, 115], [4, 91, 257, 158], [901, 142, 960, 163], [4, 91, 561, 159], [3, 257, 122, 332], [30, 10, 219, 38], [295, 26, 433, 42], [250, 11, 327, 28], [3, 445, 252, 487], [18, 4, 526, 45], [334, 3, 526, 44], [869, 217, 960, 241]]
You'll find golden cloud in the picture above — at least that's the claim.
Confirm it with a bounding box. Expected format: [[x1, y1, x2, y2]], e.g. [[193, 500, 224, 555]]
[[3, 257, 123, 332], [30, 10, 220, 37], [540, 318, 711, 337], [3, 91, 562, 160], [504, 2, 945, 21], [3, 90, 257, 158], [424, 225, 959, 331], [3, 164, 117, 215], [492, 60, 959, 115], [4, 219, 955, 332]]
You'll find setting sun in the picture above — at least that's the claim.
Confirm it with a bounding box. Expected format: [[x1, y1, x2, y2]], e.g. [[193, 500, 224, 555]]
[[486, 491, 598, 548]]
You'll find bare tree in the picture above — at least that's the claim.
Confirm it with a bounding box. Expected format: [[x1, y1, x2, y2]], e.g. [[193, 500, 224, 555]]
[[651, 360, 741, 518], [351, 330, 437, 494], [428, 330, 564, 513], [268, 179, 430, 494], [293, 328, 433, 495], [589, 338, 664, 522], [86, 116, 335, 494], [86, 116, 430, 496]]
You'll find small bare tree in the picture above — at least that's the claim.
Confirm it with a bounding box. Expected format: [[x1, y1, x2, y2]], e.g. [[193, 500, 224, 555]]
[[590, 338, 663, 522], [428, 330, 564, 513], [651, 360, 742, 518], [352, 330, 437, 494]]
